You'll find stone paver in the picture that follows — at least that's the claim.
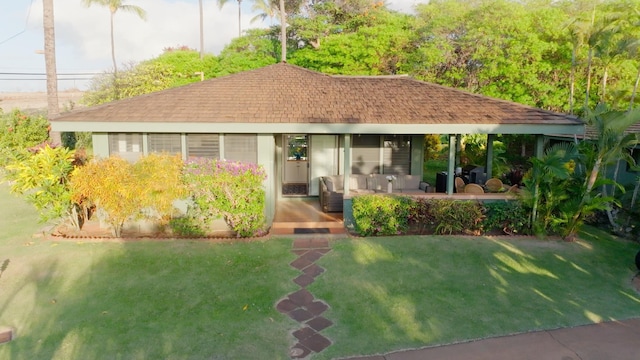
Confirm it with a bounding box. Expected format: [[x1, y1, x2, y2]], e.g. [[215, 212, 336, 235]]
[[277, 237, 333, 358]]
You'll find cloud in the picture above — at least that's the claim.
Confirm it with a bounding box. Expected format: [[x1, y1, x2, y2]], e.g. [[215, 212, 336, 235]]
[[32, 0, 261, 68], [1, 0, 416, 91]]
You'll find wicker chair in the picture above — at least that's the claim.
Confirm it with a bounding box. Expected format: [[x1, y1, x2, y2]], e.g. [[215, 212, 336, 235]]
[[485, 178, 505, 192], [464, 183, 485, 194], [455, 177, 466, 193], [507, 184, 520, 194]]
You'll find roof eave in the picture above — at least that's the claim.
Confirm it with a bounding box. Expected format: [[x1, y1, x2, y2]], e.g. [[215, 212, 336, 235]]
[[51, 121, 585, 135]]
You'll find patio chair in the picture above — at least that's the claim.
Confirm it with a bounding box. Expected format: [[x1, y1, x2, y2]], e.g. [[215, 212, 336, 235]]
[[455, 177, 466, 193], [485, 178, 505, 192], [464, 183, 485, 194], [507, 184, 520, 194]]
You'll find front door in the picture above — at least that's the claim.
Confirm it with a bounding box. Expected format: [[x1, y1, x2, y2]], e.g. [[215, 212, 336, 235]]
[[283, 134, 309, 195]]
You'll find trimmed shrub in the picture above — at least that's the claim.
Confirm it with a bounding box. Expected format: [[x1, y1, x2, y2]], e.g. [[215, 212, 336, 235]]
[[427, 199, 484, 235], [482, 201, 530, 235], [352, 195, 413, 236]]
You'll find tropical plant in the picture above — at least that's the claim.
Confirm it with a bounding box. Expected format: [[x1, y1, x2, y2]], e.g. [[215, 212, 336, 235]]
[[5, 145, 82, 229], [520, 141, 580, 236], [563, 104, 640, 239], [218, 0, 244, 37]]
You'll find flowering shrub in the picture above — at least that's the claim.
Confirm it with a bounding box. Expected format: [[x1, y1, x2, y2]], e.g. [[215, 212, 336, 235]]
[[183, 159, 267, 237], [70, 154, 186, 237]]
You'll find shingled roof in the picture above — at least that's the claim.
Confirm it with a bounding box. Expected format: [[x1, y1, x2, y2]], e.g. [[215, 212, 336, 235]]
[[52, 62, 583, 135]]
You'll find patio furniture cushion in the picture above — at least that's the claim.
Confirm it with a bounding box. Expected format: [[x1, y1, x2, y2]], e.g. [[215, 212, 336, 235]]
[[485, 178, 505, 192], [324, 175, 343, 192], [464, 183, 485, 194]]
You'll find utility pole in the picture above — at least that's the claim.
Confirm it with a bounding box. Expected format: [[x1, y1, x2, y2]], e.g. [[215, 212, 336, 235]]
[[43, 0, 61, 145]]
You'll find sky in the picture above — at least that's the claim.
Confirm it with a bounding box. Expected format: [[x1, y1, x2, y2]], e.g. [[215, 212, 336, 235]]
[[0, 0, 418, 93]]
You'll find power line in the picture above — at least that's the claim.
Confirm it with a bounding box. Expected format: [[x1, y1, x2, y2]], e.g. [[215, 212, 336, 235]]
[[0, 0, 36, 46], [0, 72, 105, 76], [0, 78, 95, 81]]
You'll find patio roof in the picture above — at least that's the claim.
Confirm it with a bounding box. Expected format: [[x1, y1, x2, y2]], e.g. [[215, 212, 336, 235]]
[[52, 62, 584, 135]]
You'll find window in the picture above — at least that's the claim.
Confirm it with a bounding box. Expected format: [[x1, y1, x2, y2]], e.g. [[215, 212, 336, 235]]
[[148, 133, 181, 155], [187, 134, 220, 159], [351, 135, 381, 174], [350, 135, 413, 174], [109, 133, 143, 162], [223, 134, 257, 163], [383, 135, 411, 175]]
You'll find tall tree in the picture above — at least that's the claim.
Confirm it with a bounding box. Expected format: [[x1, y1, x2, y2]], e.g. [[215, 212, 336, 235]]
[[43, 0, 60, 144], [82, 0, 147, 79], [199, 0, 204, 59], [218, 0, 243, 37], [280, 0, 286, 61]]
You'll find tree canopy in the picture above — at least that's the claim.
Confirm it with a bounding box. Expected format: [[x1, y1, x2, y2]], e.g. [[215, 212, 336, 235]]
[[82, 0, 640, 114]]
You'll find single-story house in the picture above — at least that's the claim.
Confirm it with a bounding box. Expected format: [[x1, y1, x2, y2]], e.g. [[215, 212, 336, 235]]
[[51, 62, 584, 226]]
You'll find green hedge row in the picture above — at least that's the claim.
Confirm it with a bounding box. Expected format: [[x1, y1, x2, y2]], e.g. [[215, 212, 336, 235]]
[[351, 195, 530, 237]]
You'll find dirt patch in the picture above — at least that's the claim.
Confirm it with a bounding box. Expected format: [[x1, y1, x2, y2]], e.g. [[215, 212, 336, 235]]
[[0, 91, 85, 113], [47, 220, 266, 243]]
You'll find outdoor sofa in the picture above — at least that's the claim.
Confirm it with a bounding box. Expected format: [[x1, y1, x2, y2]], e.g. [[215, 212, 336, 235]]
[[319, 174, 430, 212]]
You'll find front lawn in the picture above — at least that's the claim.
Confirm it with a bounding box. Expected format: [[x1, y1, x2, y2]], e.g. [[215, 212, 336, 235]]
[[310, 233, 640, 359], [0, 184, 298, 360], [2, 182, 640, 359]]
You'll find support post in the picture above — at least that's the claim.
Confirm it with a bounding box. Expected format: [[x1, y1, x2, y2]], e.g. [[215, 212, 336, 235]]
[[486, 134, 495, 180], [447, 134, 456, 195], [534, 135, 545, 159], [343, 134, 352, 196]]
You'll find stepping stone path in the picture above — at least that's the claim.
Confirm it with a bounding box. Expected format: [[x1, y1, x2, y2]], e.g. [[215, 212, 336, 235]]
[[276, 238, 333, 358]]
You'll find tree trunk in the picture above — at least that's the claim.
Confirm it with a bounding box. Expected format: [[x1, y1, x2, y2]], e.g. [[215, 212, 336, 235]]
[[279, 0, 286, 62], [43, 0, 61, 145], [585, 47, 593, 109], [630, 65, 640, 112], [110, 9, 118, 99], [569, 43, 577, 114], [237, 0, 242, 37], [199, 0, 204, 59], [601, 66, 608, 103], [566, 157, 602, 239]]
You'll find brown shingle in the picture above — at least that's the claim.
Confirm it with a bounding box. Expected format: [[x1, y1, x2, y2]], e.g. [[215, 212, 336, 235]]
[[53, 62, 580, 126]]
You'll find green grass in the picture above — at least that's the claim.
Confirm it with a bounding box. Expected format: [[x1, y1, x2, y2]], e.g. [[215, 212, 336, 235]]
[[2, 182, 640, 359], [310, 234, 640, 359], [423, 158, 448, 187], [0, 183, 299, 360]]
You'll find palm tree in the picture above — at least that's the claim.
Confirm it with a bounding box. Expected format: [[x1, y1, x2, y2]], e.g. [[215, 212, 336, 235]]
[[250, 0, 278, 25], [82, 0, 147, 78], [217, 0, 243, 37], [199, 0, 204, 59], [43, 0, 60, 144]]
